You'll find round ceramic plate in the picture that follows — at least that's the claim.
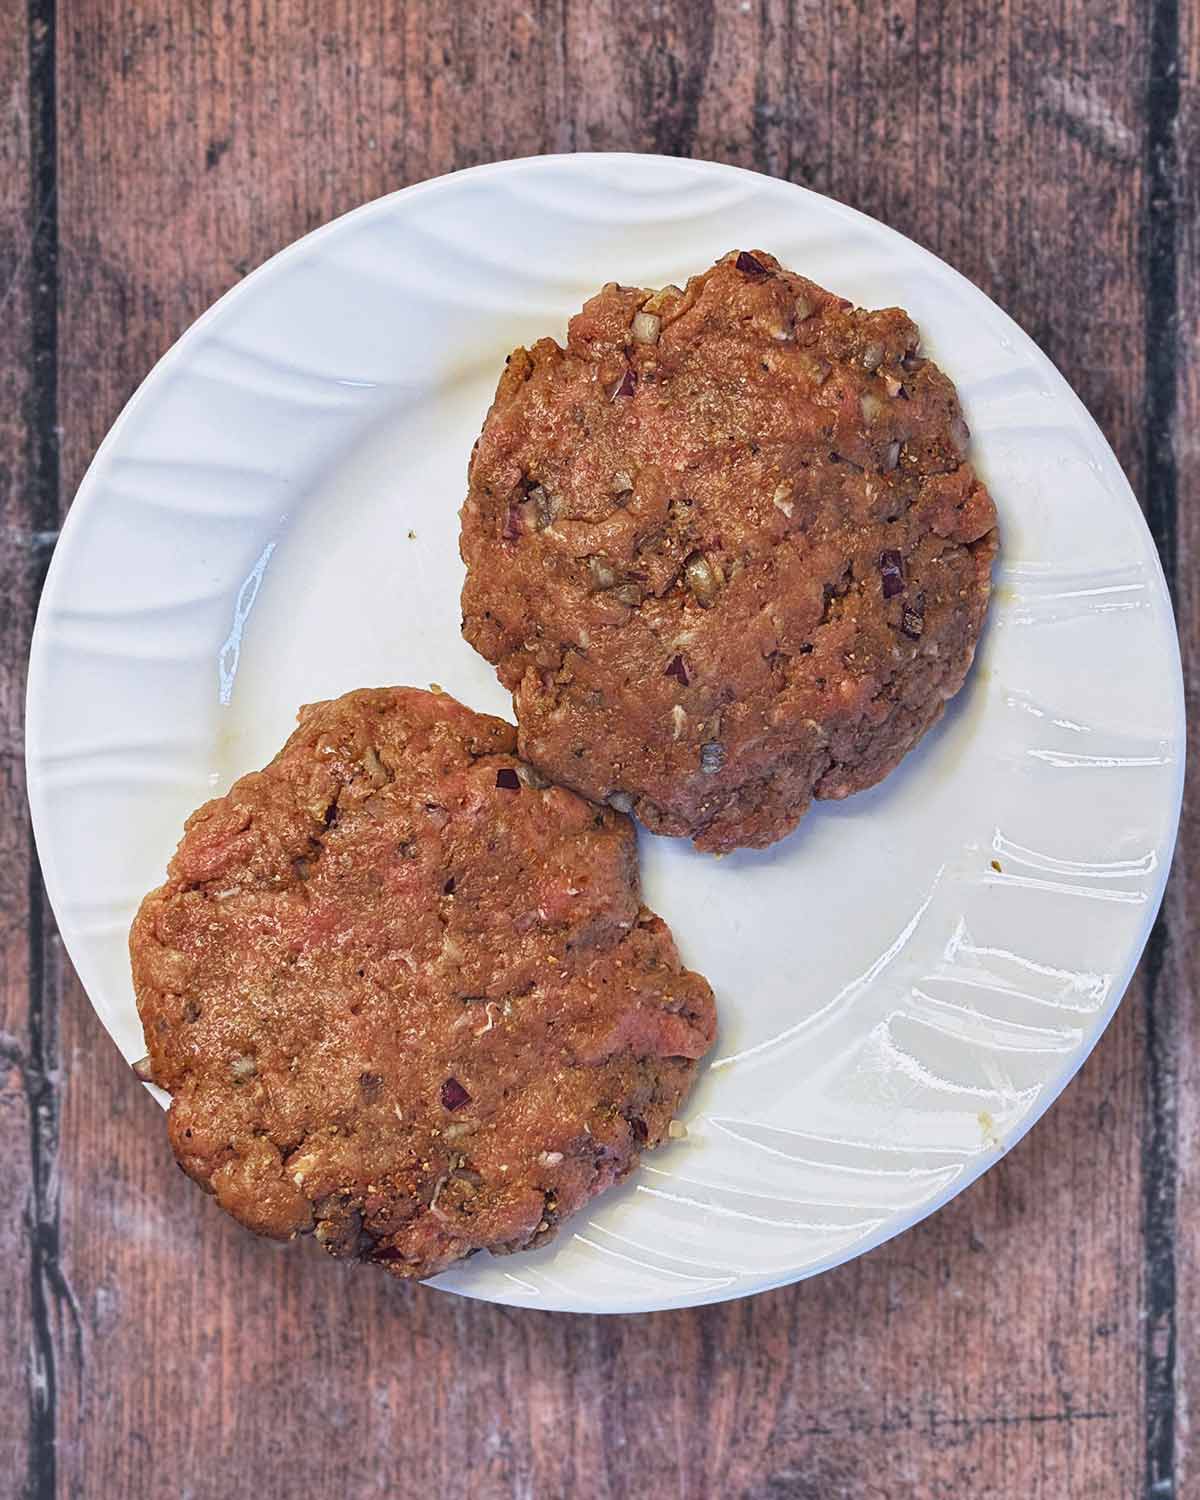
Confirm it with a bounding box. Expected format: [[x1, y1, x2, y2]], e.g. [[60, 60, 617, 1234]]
[[27, 154, 1183, 1314]]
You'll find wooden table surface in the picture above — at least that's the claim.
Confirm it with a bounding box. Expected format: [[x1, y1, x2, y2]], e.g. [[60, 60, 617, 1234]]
[[3, 4, 1196, 1497]]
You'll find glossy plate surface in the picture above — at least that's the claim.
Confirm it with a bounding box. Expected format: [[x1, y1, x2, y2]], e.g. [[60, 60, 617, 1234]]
[[26, 154, 1184, 1313]]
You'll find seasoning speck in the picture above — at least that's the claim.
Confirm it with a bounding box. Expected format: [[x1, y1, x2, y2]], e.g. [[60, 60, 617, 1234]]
[[900, 593, 926, 639], [700, 741, 726, 774], [879, 549, 904, 599]]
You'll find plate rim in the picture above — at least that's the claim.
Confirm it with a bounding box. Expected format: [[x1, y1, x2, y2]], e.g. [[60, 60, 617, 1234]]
[[27, 151, 1187, 1313]]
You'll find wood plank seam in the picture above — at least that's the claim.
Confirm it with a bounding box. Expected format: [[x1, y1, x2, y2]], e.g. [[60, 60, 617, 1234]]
[[24, 2, 64, 1499], [1142, 0, 1183, 1495]]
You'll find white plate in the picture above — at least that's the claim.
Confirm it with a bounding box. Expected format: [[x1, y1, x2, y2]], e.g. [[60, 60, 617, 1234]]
[[27, 154, 1184, 1314]]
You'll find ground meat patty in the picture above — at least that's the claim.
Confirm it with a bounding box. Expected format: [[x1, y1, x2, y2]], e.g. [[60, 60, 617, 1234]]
[[460, 250, 998, 853], [129, 687, 715, 1279]]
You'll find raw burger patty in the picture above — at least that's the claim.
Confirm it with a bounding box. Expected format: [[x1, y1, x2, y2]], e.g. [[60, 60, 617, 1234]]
[[460, 250, 998, 853], [129, 687, 716, 1280]]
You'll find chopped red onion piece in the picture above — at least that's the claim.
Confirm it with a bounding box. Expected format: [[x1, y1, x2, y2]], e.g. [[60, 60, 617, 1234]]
[[664, 654, 690, 686], [609, 368, 637, 401], [132, 1056, 154, 1082], [629, 1115, 649, 1144], [735, 251, 769, 277], [441, 1077, 471, 1111], [883, 440, 902, 472], [862, 341, 885, 372], [900, 593, 926, 639], [443, 877, 456, 895], [880, 549, 905, 598], [501, 494, 541, 540], [495, 767, 521, 790]]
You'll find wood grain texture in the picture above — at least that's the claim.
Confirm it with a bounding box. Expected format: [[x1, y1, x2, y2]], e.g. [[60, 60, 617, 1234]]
[[1, 1, 1188, 1496], [2, 3, 69, 1493], [1159, 1, 1197, 1497], [0, 0, 37, 1481]]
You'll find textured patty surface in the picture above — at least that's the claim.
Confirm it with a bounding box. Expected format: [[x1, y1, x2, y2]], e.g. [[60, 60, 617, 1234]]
[[460, 251, 998, 852], [130, 688, 716, 1279]]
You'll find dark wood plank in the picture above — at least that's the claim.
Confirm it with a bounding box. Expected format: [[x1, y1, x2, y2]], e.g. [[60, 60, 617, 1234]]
[[1146, 0, 1194, 1494], [1, 3, 60, 1494], [40, 2, 1181, 1496]]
